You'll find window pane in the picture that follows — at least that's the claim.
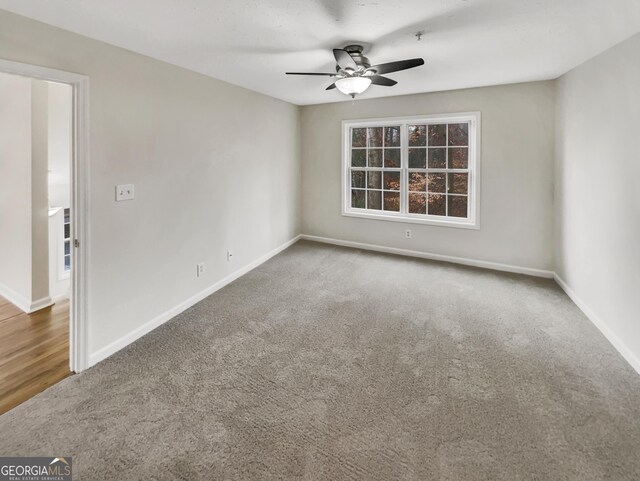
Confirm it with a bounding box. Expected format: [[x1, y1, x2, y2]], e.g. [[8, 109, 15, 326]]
[[368, 149, 382, 167], [428, 148, 446, 169], [384, 149, 400, 168], [428, 124, 446, 146], [367, 190, 382, 210], [409, 172, 426, 192], [351, 189, 365, 208], [351, 171, 365, 188], [368, 127, 383, 147], [449, 147, 468, 169], [351, 149, 366, 167], [409, 193, 426, 214], [383, 192, 400, 211], [428, 194, 446, 216], [384, 172, 400, 191], [384, 126, 401, 147], [448, 195, 468, 217], [64, 223, 70, 239], [352, 128, 366, 147], [408, 125, 426, 146], [346, 117, 475, 222], [448, 123, 468, 146], [367, 170, 382, 189], [428, 173, 446, 193], [448, 173, 468, 195], [409, 148, 426, 169], [64, 255, 71, 271], [64, 241, 70, 255]]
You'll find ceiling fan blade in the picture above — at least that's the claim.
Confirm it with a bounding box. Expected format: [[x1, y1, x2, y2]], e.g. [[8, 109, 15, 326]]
[[333, 49, 358, 71], [286, 72, 337, 76], [368, 75, 397, 87], [369, 58, 424, 75], [326, 82, 337, 90]]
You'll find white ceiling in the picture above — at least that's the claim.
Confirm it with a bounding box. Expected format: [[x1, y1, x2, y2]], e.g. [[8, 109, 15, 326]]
[[1, 0, 640, 105]]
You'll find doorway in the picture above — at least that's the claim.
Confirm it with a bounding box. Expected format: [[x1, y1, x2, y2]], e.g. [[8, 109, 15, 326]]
[[0, 60, 89, 413]]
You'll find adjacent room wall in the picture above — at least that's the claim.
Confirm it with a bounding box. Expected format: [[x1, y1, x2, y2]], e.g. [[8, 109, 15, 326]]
[[47, 81, 73, 300], [0, 74, 56, 312], [30, 80, 51, 305], [0, 72, 32, 308], [0, 10, 301, 362], [47, 81, 72, 210], [0, 78, 73, 307], [555, 32, 640, 371], [301, 81, 556, 272]]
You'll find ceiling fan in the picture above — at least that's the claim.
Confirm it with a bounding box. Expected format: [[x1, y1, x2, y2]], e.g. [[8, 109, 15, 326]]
[[286, 45, 424, 98]]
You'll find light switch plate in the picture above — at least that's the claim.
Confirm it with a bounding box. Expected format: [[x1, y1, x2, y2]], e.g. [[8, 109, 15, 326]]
[[116, 184, 135, 201]]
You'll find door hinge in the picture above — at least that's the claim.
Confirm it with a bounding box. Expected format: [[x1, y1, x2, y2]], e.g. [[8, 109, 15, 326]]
[[74, 239, 80, 248]]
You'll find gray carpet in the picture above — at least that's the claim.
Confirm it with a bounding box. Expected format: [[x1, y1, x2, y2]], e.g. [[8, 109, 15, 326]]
[[1, 240, 639, 480]]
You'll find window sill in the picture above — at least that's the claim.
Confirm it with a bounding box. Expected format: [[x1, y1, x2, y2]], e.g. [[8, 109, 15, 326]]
[[342, 209, 480, 230]]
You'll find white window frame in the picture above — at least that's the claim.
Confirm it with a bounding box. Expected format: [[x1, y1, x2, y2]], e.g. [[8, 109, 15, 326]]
[[341, 112, 481, 229], [60, 207, 71, 280]]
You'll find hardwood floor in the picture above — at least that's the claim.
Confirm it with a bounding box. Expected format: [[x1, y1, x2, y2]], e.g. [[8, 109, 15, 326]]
[[0, 295, 70, 415]]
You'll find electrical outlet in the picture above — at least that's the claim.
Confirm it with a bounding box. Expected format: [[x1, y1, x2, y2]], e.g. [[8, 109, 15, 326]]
[[115, 184, 135, 201], [196, 263, 205, 277], [405, 229, 412, 239], [227, 250, 234, 262]]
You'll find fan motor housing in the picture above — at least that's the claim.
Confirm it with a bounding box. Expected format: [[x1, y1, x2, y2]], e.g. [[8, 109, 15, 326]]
[[336, 45, 371, 72]]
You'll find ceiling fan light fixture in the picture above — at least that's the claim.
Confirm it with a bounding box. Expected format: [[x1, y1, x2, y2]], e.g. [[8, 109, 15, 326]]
[[285, 46, 424, 99], [335, 76, 372, 98]]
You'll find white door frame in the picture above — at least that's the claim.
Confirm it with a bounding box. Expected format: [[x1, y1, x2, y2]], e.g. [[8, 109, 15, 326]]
[[0, 58, 90, 372]]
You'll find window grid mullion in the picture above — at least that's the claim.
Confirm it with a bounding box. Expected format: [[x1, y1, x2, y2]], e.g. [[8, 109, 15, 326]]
[[445, 124, 449, 216], [401, 123, 408, 215]]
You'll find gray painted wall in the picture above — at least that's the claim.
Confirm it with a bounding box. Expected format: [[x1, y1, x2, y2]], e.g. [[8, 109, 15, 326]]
[[0, 73, 32, 306], [0, 10, 301, 356], [47, 81, 72, 210], [0, 74, 52, 310], [301, 81, 556, 271], [30, 80, 50, 303], [555, 32, 640, 369]]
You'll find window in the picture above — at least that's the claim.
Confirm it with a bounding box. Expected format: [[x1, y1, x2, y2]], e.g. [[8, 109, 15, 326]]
[[63, 208, 71, 272], [342, 113, 480, 228]]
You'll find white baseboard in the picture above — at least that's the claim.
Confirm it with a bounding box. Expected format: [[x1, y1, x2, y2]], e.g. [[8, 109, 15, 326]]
[[300, 235, 638, 375], [85, 233, 639, 378], [88, 235, 302, 367], [29, 296, 53, 313], [0, 282, 31, 313], [0, 282, 53, 313], [554, 274, 640, 375], [51, 294, 70, 304], [300, 234, 555, 278]]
